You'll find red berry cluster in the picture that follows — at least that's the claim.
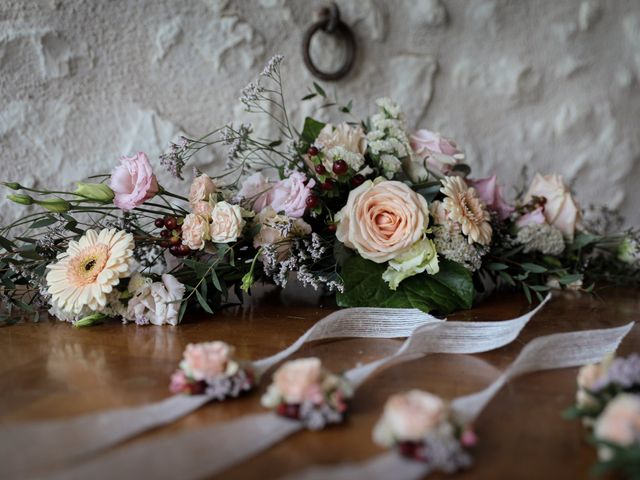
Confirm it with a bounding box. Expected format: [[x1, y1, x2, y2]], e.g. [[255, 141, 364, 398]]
[[307, 146, 367, 194], [155, 216, 191, 257], [276, 403, 301, 419]]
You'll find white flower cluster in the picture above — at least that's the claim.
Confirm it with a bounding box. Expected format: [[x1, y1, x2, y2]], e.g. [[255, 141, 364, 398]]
[[432, 226, 487, 272], [516, 224, 565, 256], [366, 98, 412, 179]]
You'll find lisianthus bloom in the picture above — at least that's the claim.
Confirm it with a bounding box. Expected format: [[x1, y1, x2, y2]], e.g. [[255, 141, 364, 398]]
[[336, 178, 430, 263], [209, 201, 245, 243], [594, 394, 640, 460], [181, 213, 210, 250], [110, 152, 159, 211], [467, 175, 514, 220], [189, 174, 217, 205], [179, 341, 238, 381], [269, 172, 315, 218], [314, 123, 367, 174], [406, 129, 463, 180], [46, 229, 134, 314], [237, 172, 272, 213], [253, 207, 312, 260], [382, 238, 439, 290], [125, 273, 186, 326], [441, 176, 492, 245], [373, 390, 450, 446], [523, 174, 582, 241]]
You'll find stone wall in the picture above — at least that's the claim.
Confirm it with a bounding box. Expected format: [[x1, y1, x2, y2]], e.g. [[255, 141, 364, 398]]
[[1, 0, 639, 224]]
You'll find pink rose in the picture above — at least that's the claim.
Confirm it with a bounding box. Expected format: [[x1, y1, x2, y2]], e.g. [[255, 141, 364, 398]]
[[273, 357, 322, 404], [524, 174, 582, 240], [181, 213, 210, 250], [336, 178, 430, 263], [270, 172, 315, 218], [594, 394, 640, 459], [189, 174, 217, 205], [181, 341, 234, 381], [410, 129, 459, 156], [406, 129, 462, 179], [373, 390, 449, 446], [516, 207, 546, 227], [110, 152, 159, 211], [468, 175, 514, 220], [237, 172, 272, 213]]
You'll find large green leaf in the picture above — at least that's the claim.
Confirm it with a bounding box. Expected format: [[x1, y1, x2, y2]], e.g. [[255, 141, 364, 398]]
[[336, 256, 474, 314], [300, 117, 326, 144]]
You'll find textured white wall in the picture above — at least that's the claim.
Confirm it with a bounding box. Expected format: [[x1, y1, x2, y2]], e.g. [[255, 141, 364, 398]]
[[1, 0, 639, 225]]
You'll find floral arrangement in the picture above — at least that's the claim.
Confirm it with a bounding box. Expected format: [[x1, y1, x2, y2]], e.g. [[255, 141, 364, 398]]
[[260, 357, 353, 430], [169, 341, 254, 399], [373, 389, 476, 473], [565, 354, 640, 478], [1, 54, 639, 326]]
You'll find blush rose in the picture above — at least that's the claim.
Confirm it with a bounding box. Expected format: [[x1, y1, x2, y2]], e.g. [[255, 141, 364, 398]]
[[336, 178, 430, 263]]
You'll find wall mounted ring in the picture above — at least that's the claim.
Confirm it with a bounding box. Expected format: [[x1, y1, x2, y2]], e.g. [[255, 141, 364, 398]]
[[302, 3, 356, 82]]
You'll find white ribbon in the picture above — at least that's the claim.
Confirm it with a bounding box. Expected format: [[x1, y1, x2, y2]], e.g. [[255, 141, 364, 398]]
[[0, 306, 441, 479], [282, 322, 635, 480], [38, 296, 551, 480]]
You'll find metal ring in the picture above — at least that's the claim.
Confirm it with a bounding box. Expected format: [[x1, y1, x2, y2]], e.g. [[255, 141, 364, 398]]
[[302, 4, 356, 82]]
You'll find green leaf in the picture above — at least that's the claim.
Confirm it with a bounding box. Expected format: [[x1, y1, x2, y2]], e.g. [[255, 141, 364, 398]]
[[485, 262, 509, 271], [340, 100, 353, 113], [522, 283, 532, 303], [210, 268, 222, 292], [559, 273, 583, 285], [182, 258, 209, 277], [300, 117, 326, 144], [195, 289, 213, 314], [570, 232, 601, 250], [313, 82, 326, 97], [336, 257, 474, 314], [0, 235, 15, 251], [498, 271, 515, 286], [178, 301, 188, 323], [301, 93, 317, 101], [522, 263, 547, 273], [29, 216, 57, 229]]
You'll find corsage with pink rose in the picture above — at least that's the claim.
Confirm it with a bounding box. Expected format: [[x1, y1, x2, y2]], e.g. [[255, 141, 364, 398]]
[[1, 54, 639, 326], [565, 354, 640, 478]]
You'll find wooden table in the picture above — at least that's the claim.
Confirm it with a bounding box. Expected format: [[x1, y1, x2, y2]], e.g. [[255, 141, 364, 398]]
[[0, 286, 638, 479]]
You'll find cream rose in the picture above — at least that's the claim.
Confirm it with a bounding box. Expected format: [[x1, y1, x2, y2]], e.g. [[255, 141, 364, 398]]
[[180, 341, 237, 381], [335, 178, 430, 263], [524, 174, 582, 241], [209, 201, 245, 243], [191, 200, 213, 220], [273, 357, 323, 404], [594, 394, 640, 460], [189, 174, 217, 205], [181, 213, 210, 250], [373, 390, 449, 446]]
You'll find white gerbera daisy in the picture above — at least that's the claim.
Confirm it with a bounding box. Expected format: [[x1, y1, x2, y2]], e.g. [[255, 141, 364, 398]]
[[441, 176, 493, 246], [46, 229, 134, 314]]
